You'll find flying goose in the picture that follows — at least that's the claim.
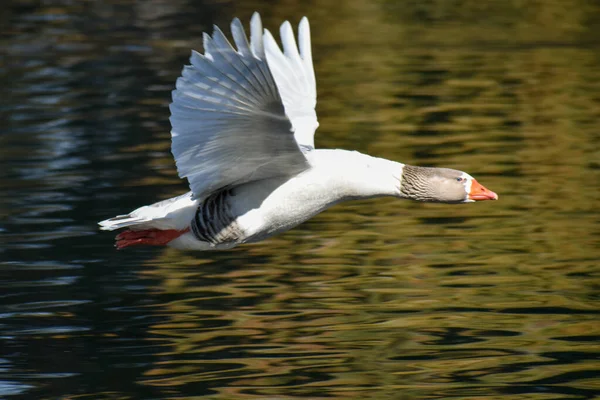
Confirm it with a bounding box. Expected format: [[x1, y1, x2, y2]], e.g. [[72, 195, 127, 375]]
[[99, 13, 498, 250]]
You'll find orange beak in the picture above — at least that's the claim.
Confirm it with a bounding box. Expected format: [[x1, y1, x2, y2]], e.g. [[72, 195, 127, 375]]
[[468, 179, 498, 201]]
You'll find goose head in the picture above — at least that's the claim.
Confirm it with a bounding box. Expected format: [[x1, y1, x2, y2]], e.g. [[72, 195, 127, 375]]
[[400, 165, 498, 203]]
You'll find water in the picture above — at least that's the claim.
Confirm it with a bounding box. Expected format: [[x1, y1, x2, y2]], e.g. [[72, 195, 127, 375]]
[[1, 0, 599, 398]]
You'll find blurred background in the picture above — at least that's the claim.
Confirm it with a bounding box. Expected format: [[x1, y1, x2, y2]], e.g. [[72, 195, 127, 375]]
[[1, 0, 599, 398]]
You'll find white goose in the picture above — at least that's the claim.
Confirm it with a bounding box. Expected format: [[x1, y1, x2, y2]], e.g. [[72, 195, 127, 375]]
[[99, 13, 498, 250]]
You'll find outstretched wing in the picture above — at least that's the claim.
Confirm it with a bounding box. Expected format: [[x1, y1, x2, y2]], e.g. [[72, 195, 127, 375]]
[[169, 13, 318, 200], [264, 17, 318, 149]]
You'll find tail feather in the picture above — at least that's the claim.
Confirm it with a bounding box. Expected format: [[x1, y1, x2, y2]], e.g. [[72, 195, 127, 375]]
[[98, 192, 198, 232], [98, 214, 150, 231]]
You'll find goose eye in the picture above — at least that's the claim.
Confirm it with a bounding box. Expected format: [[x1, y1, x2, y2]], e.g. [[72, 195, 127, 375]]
[[456, 177, 463, 182]]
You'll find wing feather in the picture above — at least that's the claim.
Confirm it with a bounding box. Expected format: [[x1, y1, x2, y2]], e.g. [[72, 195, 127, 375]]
[[170, 14, 309, 199], [263, 19, 318, 149], [298, 17, 316, 99], [230, 19, 272, 99]]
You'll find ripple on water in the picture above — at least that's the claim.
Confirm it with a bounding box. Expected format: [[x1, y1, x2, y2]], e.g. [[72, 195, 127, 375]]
[[1, 1, 599, 399]]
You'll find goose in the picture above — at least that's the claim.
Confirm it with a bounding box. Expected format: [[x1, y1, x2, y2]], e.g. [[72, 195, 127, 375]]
[[99, 13, 498, 250]]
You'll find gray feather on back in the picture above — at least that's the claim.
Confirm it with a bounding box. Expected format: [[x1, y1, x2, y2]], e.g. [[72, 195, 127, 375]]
[[169, 17, 309, 200]]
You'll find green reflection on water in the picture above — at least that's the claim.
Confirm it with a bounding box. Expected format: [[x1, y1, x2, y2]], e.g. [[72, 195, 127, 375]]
[[7, 0, 597, 398], [115, 0, 600, 398]]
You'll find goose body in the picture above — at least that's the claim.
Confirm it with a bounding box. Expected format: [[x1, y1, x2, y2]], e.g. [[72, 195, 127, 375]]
[[99, 13, 497, 250]]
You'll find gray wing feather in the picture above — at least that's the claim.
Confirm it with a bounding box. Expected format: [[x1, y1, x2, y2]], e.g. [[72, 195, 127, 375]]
[[170, 14, 309, 200]]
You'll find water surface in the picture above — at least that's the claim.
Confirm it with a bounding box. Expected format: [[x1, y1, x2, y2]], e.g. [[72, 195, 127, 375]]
[[1, 0, 599, 398]]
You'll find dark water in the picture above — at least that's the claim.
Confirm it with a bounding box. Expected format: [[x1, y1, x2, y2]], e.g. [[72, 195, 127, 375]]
[[1, 0, 599, 398]]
